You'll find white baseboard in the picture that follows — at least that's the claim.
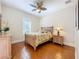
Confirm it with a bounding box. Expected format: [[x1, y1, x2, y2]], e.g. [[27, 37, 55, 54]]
[[12, 39, 24, 44], [12, 39, 75, 47], [64, 42, 75, 47]]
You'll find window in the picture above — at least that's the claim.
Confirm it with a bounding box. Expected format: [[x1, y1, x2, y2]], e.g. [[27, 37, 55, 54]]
[[23, 18, 31, 34]]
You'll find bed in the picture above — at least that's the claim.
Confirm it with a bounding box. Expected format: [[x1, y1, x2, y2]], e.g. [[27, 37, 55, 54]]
[[25, 27, 53, 50]]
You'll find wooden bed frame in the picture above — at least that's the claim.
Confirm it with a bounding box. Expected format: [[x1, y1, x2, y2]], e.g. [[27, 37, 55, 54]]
[[25, 26, 53, 50]]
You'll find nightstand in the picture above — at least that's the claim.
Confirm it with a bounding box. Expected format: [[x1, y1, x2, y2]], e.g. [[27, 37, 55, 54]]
[[53, 35, 64, 45]]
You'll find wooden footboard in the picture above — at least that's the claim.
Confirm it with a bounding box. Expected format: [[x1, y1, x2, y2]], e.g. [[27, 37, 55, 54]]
[[25, 32, 53, 50], [25, 34, 37, 50]]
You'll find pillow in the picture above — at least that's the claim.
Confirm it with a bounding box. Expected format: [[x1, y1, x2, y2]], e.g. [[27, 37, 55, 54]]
[[41, 31, 47, 33], [41, 27, 53, 34]]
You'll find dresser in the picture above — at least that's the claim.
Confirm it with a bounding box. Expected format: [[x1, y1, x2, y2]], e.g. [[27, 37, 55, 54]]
[[0, 35, 11, 59], [53, 35, 64, 45]]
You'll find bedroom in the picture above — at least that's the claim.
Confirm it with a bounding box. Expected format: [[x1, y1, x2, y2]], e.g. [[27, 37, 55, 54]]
[[0, 0, 78, 59]]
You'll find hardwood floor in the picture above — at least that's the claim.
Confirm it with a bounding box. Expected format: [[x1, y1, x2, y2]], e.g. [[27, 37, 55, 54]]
[[12, 42, 75, 59]]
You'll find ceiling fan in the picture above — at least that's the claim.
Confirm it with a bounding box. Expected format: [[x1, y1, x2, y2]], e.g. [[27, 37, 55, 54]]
[[30, 0, 47, 13]]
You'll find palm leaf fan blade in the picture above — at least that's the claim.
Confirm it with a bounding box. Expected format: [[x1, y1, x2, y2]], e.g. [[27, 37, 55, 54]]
[[41, 7, 47, 10], [32, 9, 36, 11], [30, 4, 36, 8]]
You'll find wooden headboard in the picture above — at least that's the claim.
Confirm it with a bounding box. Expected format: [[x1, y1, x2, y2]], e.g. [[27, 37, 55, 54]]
[[41, 26, 53, 34]]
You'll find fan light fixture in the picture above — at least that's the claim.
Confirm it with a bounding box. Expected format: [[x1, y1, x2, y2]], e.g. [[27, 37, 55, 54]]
[[36, 9, 41, 12], [30, 0, 47, 13]]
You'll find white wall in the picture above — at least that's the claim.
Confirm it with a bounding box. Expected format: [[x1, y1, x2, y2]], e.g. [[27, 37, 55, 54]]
[[0, 1, 1, 14], [2, 6, 41, 43], [40, 5, 75, 47]]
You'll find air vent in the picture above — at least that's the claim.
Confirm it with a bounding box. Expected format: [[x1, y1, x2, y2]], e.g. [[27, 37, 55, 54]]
[[65, 0, 71, 4]]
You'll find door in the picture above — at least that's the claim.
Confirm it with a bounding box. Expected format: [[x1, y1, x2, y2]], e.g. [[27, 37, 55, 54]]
[[75, 30, 79, 59]]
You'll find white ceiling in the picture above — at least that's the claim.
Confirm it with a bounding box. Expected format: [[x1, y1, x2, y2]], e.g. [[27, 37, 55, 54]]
[[1, 0, 76, 17]]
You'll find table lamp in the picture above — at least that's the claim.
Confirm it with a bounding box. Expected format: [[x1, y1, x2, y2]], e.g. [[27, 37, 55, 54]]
[[55, 27, 64, 36]]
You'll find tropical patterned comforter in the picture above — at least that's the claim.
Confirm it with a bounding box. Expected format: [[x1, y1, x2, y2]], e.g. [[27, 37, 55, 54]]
[[25, 32, 52, 50]]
